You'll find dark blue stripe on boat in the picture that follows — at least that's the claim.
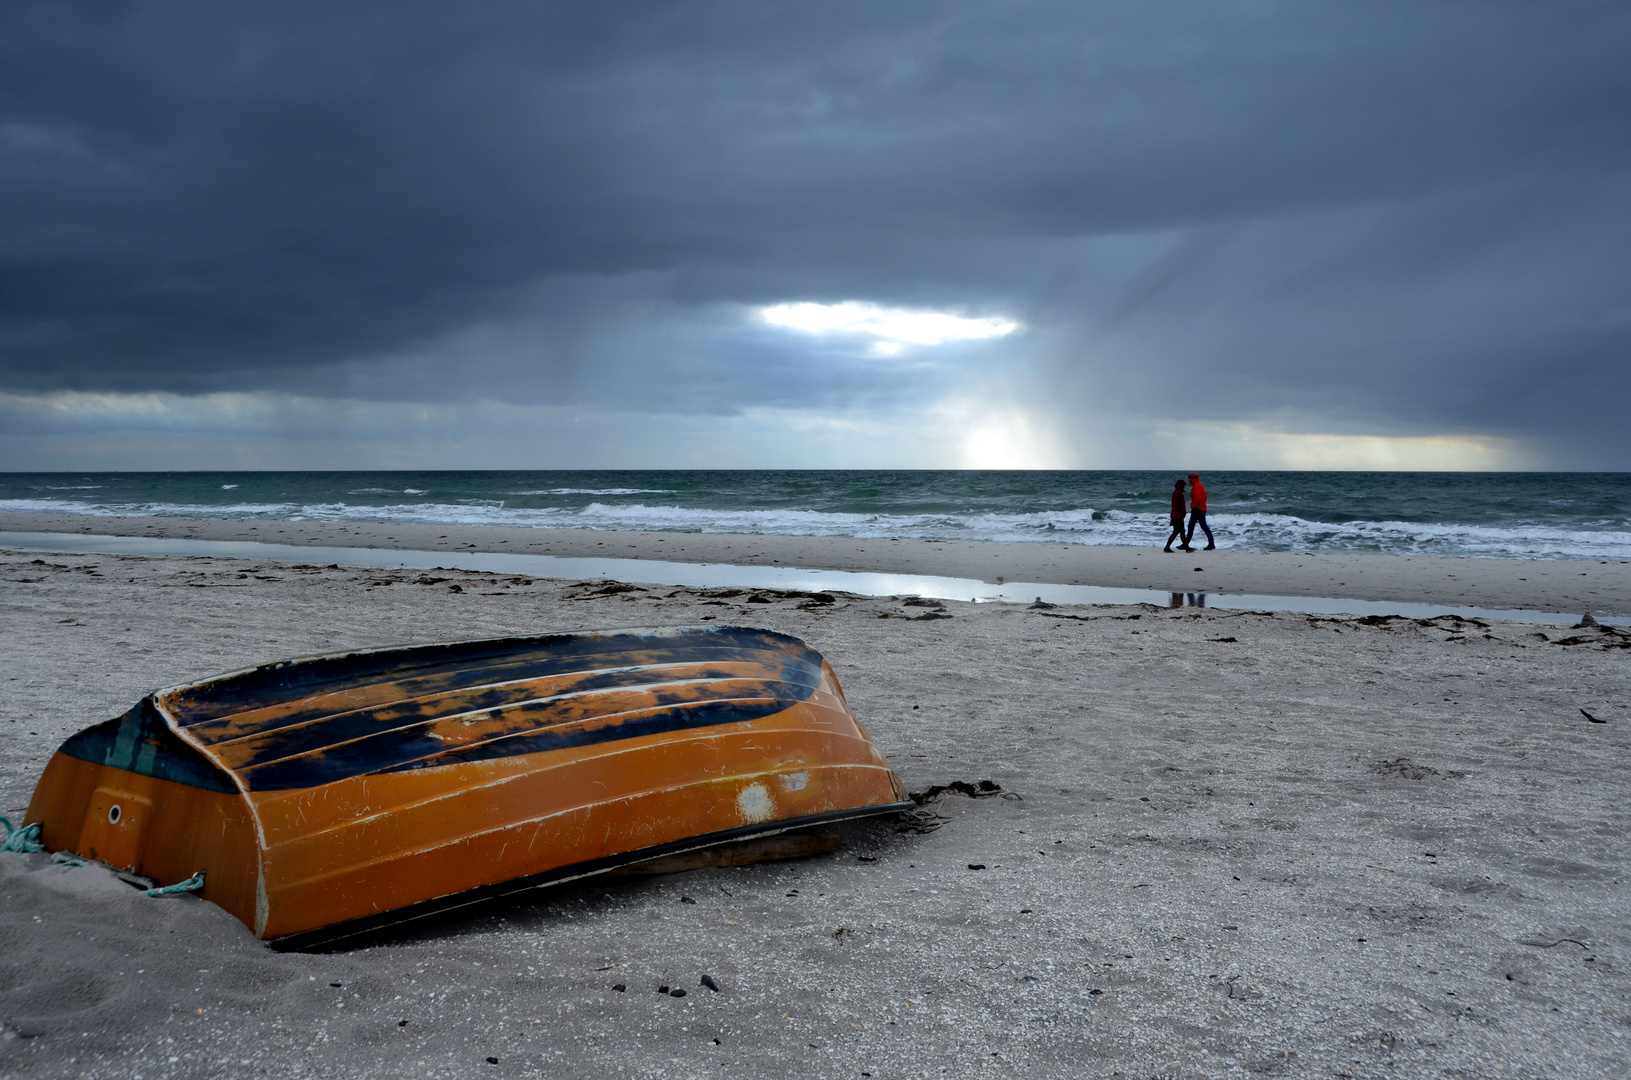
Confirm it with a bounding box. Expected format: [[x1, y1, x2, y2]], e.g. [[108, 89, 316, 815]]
[[224, 665, 822, 773], [239, 694, 801, 790], [166, 627, 820, 732], [182, 642, 816, 741]]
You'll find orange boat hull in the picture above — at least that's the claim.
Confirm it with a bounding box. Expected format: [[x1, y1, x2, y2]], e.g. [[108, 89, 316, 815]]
[[26, 626, 909, 948]]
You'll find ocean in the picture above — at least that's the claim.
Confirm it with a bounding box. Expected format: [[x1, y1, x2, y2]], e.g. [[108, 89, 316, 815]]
[[2, 471, 1628, 561]]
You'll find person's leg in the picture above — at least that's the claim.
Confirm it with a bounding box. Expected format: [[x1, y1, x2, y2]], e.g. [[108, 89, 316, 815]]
[[1197, 511, 1215, 549], [1183, 510, 1198, 550], [1164, 521, 1181, 551]]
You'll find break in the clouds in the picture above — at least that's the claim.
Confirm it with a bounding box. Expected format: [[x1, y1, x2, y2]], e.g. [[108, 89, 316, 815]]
[[2, 2, 1628, 469]]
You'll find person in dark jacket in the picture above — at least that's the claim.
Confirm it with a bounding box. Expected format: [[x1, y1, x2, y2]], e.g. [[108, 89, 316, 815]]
[[1163, 478, 1189, 552]]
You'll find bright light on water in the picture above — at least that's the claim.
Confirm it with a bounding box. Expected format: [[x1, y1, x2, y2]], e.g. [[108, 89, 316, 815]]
[[760, 301, 1019, 346]]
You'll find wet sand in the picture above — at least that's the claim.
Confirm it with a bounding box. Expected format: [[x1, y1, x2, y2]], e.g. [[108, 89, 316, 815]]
[[1, 540, 1629, 1078], [2, 511, 1628, 615]]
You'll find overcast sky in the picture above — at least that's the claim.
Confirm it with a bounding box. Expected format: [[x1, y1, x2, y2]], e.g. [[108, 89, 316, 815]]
[[2, 1, 1627, 470]]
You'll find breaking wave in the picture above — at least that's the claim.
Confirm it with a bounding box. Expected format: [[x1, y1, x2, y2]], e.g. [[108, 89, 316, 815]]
[[3, 495, 1628, 560], [3, 470, 1628, 561]]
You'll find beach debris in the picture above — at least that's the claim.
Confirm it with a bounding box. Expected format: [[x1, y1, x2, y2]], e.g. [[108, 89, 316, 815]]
[[679, 586, 839, 607], [1581, 708, 1607, 724], [900, 597, 952, 623], [1220, 975, 1264, 1001], [613, 983, 626, 992], [680, 895, 696, 904], [1193, 567, 1203, 572], [1552, 625, 1631, 649], [670, 988, 687, 997], [833, 926, 855, 941], [1207, 636, 1238, 643], [1369, 758, 1466, 780], [896, 806, 947, 833], [1416, 613, 1489, 630], [1576, 612, 1598, 627], [909, 779, 1021, 804], [486, 1056, 499, 1064], [700, 974, 720, 992], [568, 580, 648, 599], [1028, 597, 1057, 609], [658, 984, 670, 993], [447, 584, 463, 593], [879, 597, 954, 620], [967, 863, 987, 870]]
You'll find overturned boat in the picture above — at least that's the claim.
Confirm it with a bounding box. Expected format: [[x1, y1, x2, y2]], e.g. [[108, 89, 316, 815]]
[[26, 625, 910, 949]]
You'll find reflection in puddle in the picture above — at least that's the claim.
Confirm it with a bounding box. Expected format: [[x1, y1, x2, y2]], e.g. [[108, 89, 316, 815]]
[[1168, 592, 1207, 609]]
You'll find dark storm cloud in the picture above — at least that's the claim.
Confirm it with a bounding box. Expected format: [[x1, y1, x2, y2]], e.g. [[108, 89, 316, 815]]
[[2, 1, 1629, 452]]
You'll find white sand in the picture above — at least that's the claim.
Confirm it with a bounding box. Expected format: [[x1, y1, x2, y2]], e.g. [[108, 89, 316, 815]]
[[1, 541, 1629, 1078]]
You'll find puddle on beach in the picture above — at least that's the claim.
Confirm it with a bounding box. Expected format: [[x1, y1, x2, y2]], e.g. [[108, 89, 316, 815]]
[[1, 530, 1620, 627]]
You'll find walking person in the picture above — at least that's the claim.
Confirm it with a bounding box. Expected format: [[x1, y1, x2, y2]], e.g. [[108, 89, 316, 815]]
[[1163, 478, 1189, 552], [1185, 472, 1215, 550]]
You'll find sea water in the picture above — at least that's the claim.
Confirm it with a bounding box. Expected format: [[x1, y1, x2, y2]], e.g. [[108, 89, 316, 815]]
[[1, 470, 1627, 561]]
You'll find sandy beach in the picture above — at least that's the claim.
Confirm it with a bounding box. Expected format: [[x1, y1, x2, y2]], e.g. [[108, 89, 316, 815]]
[[3, 512, 1629, 616], [2, 529, 1629, 1078]]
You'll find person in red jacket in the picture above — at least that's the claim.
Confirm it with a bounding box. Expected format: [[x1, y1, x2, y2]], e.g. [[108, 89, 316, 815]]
[[1163, 478, 1189, 552], [1185, 472, 1215, 550]]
